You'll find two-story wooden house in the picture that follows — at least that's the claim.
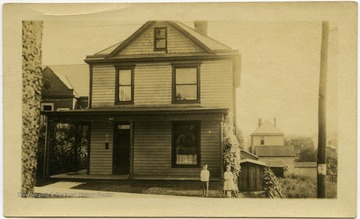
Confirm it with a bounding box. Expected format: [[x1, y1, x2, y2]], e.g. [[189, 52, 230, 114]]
[[43, 20, 240, 181]]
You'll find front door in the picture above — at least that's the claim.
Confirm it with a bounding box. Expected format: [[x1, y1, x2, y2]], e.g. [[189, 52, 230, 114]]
[[113, 123, 131, 175]]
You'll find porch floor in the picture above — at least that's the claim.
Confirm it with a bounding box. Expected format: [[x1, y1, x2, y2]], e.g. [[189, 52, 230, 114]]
[[50, 169, 129, 180]]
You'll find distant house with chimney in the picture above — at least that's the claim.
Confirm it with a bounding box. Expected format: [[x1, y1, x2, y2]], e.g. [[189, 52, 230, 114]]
[[251, 119, 296, 177]]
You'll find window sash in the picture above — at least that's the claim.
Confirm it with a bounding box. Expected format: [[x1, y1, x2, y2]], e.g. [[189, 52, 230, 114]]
[[172, 122, 200, 167], [173, 66, 200, 103], [154, 27, 167, 50], [116, 67, 134, 104]]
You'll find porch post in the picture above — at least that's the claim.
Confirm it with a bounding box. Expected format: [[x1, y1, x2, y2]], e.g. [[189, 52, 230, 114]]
[[219, 119, 224, 181], [129, 121, 134, 179], [43, 117, 52, 178], [73, 123, 80, 172]]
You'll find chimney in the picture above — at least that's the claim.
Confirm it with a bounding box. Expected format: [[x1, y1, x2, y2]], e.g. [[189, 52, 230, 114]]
[[274, 118, 277, 127], [258, 118, 262, 127], [194, 20, 208, 36]]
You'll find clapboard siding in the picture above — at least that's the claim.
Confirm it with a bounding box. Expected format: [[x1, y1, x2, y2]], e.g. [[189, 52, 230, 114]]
[[89, 120, 113, 174], [92, 65, 115, 107], [91, 61, 234, 108], [200, 120, 221, 178], [133, 120, 221, 179], [119, 22, 205, 55], [201, 60, 234, 111], [134, 64, 172, 104]]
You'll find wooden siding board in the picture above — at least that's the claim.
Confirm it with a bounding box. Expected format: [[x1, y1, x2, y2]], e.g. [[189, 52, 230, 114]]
[[92, 65, 115, 107], [89, 121, 113, 174], [201, 60, 234, 111], [134, 64, 172, 105], [133, 120, 221, 179], [90, 59, 234, 109]]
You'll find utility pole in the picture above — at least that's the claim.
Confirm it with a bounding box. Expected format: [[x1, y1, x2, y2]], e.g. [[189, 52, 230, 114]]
[[317, 21, 329, 198]]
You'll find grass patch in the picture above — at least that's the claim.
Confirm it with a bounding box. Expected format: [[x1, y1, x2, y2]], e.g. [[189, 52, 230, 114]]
[[35, 179, 265, 198], [280, 175, 337, 198], [71, 180, 229, 198]]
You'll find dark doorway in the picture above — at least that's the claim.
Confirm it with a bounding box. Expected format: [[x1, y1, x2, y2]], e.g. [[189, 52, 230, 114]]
[[113, 123, 131, 175]]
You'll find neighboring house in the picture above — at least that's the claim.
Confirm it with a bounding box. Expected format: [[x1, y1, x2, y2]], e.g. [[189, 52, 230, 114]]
[[252, 119, 296, 176], [41, 66, 78, 112], [43, 20, 241, 180]]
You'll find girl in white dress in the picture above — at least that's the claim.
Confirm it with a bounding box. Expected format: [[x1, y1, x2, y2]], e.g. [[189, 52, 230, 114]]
[[223, 165, 235, 198]]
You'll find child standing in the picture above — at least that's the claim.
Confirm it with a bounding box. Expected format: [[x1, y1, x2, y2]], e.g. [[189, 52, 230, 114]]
[[200, 164, 210, 197], [224, 165, 235, 198]]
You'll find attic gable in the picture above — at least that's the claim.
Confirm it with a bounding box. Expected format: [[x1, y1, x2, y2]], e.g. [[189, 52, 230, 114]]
[[108, 21, 209, 57], [86, 21, 237, 61]]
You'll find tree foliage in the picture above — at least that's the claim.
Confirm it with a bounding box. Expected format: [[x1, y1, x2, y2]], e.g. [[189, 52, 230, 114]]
[[223, 114, 241, 192], [21, 21, 43, 197], [37, 123, 90, 176], [285, 136, 317, 162]]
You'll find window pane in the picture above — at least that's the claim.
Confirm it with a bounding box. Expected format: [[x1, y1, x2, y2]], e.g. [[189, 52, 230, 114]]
[[174, 123, 198, 165], [176, 68, 197, 84], [43, 105, 53, 111], [155, 28, 166, 38], [155, 39, 166, 49], [119, 86, 131, 101], [119, 70, 131, 85], [176, 85, 197, 100]]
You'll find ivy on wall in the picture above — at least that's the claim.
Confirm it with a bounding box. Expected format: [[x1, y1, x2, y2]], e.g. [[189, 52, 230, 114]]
[[222, 113, 241, 192]]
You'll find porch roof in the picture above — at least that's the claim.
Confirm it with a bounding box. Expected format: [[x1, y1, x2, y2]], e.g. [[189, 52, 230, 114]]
[[42, 106, 229, 116]]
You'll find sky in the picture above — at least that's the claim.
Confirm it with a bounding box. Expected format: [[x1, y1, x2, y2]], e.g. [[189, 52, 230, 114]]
[[38, 3, 338, 139]]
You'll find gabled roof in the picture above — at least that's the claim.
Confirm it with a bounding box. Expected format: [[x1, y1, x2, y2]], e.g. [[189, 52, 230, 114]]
[[240, 149, 259, 160], [251, 120, 284, 135], [254, 145, 296, 157], [47, 65, 89, 97], [85, 20, 238, 62], [239, 159, 267, 167], [171, 21, 232, 52], [42, 66, 75, 97]]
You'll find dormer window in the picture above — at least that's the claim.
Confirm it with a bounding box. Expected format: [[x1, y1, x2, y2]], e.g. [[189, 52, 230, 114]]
[[154, 27, 167, 51]]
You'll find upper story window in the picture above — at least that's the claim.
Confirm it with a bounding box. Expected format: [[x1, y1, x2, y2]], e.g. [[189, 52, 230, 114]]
[[260, 136, 265, 145], [115, 67, 134, 104], [172, 64, 200, 103], [154, 27, 167, 51]]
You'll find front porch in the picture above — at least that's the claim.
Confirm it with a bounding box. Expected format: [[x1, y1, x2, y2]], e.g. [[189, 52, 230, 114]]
[[41, 106, 228, 180]]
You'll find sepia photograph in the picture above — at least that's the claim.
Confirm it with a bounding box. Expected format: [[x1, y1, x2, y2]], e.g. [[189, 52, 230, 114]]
[[3, 2, 357, 217]]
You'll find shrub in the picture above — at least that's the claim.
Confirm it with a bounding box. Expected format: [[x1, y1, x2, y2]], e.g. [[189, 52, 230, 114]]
[[262, 167, 283, 198], [37, 123, 89, 176]]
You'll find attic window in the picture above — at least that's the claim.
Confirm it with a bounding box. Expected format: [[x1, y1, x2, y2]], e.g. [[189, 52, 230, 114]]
[[154, 27, 167, 51], [260, 136, 265, 145]]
